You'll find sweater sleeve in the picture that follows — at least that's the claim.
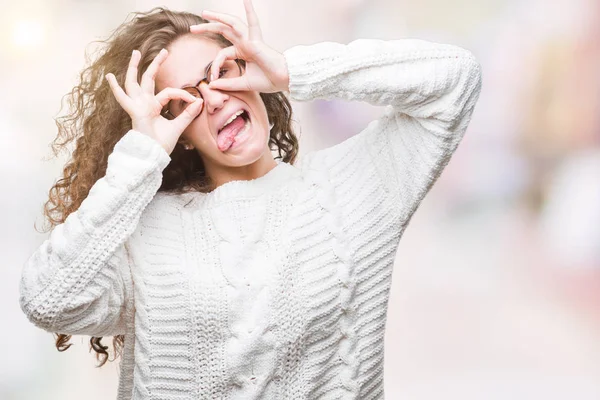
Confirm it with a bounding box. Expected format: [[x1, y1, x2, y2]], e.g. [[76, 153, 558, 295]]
[[284, 38, 482, 221], [19, 129, 171, 337]]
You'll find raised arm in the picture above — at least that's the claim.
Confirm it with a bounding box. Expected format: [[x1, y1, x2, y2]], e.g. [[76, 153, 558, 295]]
[[284, 38, 483, 221], [19, 130, 171, 336]]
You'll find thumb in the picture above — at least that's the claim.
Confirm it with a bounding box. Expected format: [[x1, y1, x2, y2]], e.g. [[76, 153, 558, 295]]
[[209, 76, 250, 92], [172, 98, 203, 131]]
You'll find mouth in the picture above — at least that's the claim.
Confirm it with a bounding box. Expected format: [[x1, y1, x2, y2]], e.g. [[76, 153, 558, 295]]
[[217, 109, 250, 135], [216, 109, 251, 152]]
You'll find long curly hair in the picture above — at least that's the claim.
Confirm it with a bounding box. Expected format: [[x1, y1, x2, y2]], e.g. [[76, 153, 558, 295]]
[[43, 7, 299, 367]]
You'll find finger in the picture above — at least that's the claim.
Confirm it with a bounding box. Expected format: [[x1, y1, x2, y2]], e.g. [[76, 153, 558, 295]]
[[243, 0, 263, 41], [199, 10, 247, 37], [209, 76, 250, 92], [189, 22, 241, 45], [211, 46, 239, 83], [141, 48, 168, 93], [105, 73, 134, 113], [172, 99, 204, 131], [155, 87, 199, 107], [125, 50, 142, 96]]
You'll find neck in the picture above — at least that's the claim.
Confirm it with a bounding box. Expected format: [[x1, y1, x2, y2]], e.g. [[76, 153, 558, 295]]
[[205, 152, 279, 191]]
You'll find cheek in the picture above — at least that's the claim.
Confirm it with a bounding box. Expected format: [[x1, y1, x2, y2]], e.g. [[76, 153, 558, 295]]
[[250, 96, 269, 126], [182, 117, 218, 155], [183, 114, 210, 137]]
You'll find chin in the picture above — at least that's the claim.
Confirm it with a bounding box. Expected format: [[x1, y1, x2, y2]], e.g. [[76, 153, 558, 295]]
[[220, 132, 271, 167]]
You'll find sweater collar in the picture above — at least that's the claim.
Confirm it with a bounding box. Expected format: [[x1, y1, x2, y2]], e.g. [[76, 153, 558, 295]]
[[184, 160, 301, 209]]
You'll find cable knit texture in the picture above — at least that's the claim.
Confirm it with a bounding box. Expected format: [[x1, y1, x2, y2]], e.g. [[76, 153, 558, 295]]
[[19, 38, 482, 399]]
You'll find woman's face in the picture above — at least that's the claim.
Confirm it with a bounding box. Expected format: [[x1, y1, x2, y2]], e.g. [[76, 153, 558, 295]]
[[155, 34, 272, 173]]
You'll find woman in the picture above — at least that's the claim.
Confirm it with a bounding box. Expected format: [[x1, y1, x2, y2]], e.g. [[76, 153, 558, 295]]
[[19, 0, 482, 398]]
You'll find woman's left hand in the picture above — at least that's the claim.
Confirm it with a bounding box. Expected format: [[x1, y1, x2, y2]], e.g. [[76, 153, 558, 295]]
[[191, 0, 290, 94]]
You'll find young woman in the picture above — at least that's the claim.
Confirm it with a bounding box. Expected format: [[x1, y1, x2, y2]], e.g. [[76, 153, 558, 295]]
[[19, 0, 482, 398]]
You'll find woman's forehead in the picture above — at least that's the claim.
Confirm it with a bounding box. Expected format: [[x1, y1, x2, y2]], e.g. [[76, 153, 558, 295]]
[[156, 35, 221, 89]]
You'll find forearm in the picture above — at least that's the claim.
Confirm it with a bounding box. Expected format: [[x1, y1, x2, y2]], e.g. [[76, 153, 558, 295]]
[[19, 130, 170, 334], [283, 38, 482, 130]]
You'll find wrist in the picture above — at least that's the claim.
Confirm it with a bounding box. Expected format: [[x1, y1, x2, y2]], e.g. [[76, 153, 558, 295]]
[[132, 120, 151, 137], [278, 53, 290, 92]]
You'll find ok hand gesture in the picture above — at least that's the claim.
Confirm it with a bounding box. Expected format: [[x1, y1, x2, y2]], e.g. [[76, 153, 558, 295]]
[[191, 0, 290, 94], [105, 49, 204, 155]]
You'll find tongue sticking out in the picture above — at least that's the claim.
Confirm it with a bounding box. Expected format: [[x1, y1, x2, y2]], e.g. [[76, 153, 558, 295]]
[[217, 114, 247, 152]]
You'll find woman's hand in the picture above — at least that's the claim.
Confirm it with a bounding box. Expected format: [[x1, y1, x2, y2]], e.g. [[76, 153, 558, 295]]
[[190, 0, 290, 94], [105, 49, 204, 155]]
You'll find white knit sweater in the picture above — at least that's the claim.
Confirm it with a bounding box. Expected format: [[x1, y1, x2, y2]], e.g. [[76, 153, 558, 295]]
[[19, 38, 482, 399]]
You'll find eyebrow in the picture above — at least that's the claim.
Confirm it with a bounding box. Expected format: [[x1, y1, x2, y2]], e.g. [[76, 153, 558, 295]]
[[182, 61, 214, 89]]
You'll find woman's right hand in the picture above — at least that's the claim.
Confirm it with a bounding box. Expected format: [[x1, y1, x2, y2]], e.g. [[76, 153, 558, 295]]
[[105, 49, 203, 155]]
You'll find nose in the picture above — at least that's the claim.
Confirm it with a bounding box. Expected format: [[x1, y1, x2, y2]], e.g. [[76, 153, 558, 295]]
[[198, 83, 229, 115]]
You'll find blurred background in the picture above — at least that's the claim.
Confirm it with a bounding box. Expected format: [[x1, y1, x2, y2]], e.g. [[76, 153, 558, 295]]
[[2, 0, 599, 399]]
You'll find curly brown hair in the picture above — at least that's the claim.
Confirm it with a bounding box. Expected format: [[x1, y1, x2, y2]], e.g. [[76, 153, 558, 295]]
[[42, 7, 299, 367]]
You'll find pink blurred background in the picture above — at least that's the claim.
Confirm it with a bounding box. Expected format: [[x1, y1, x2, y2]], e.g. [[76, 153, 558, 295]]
[[2, 0, 599, 398]]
